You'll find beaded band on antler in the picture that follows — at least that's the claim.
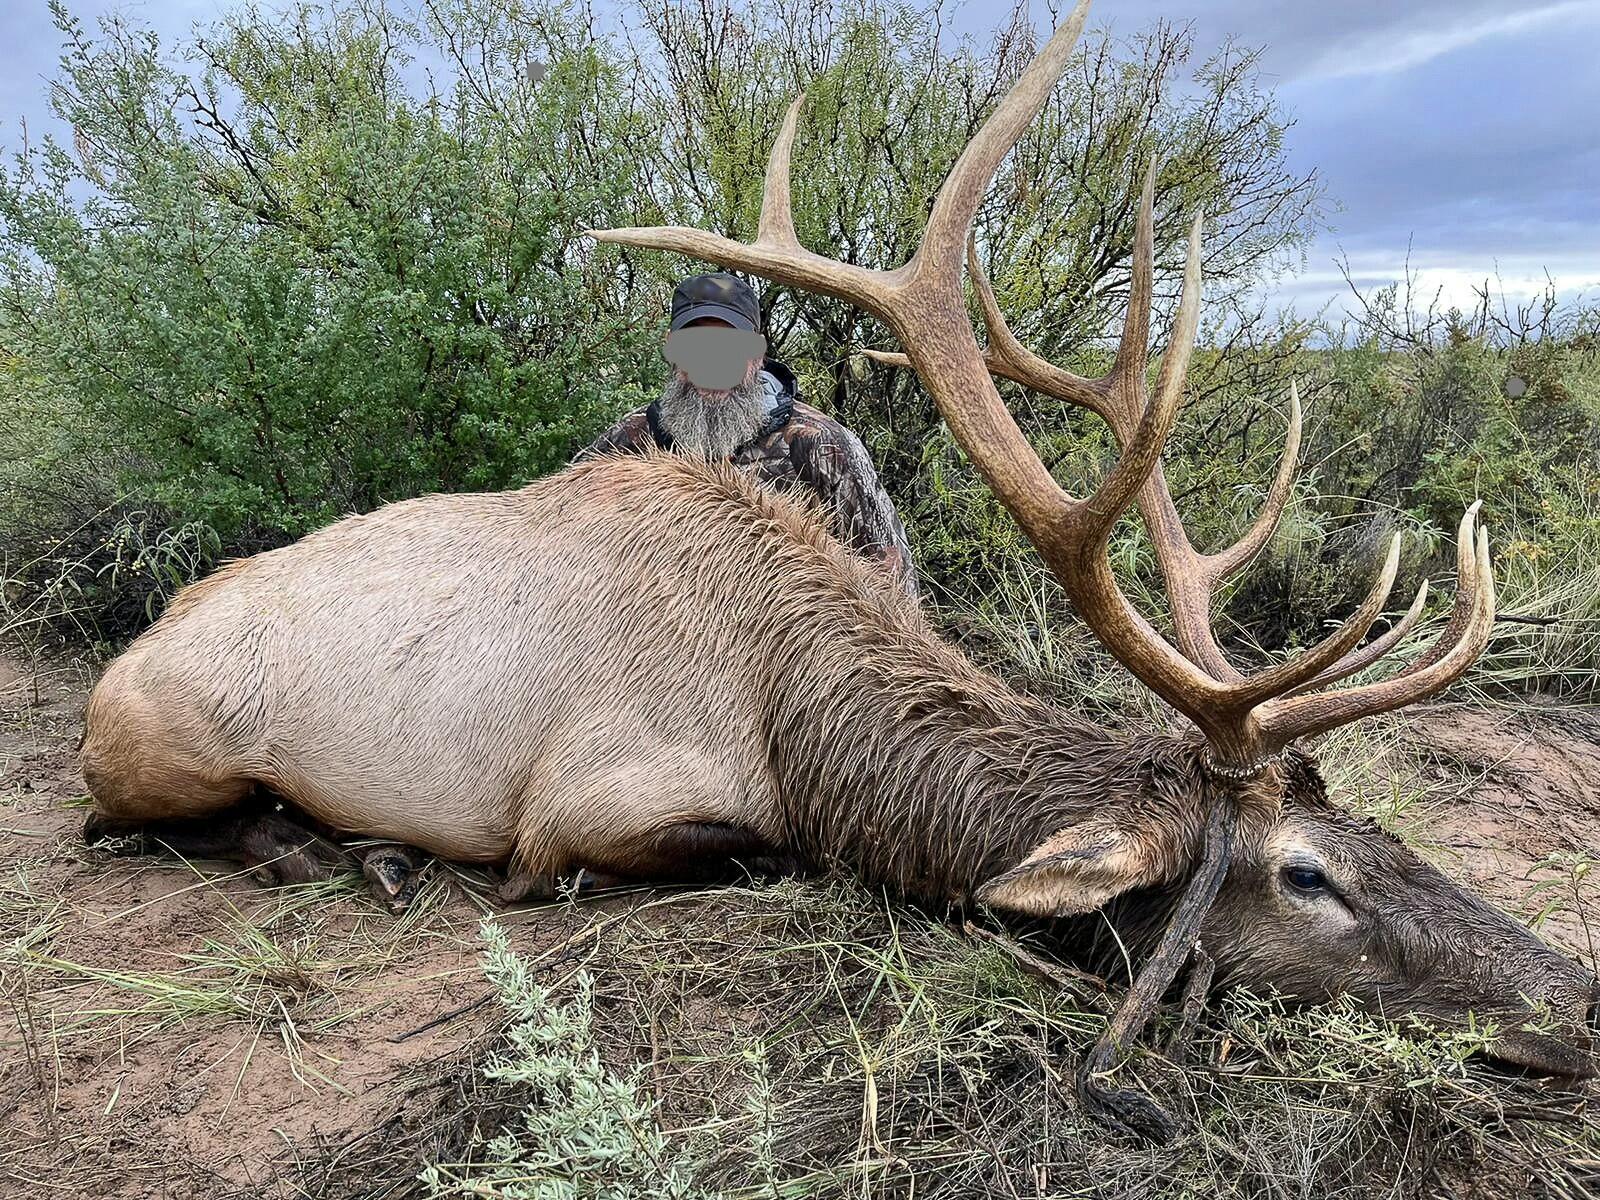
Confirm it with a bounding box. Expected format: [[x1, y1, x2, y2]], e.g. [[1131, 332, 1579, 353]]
[[1200, 747, 1286, 786]]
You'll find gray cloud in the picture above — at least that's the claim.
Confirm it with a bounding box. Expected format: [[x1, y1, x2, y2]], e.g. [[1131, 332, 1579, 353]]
[[1078, 0, 1600, 315]]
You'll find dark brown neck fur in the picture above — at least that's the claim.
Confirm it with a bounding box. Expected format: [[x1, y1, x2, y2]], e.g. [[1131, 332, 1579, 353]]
[[761, 583, 1208, 906], [634, 452, 1228, 911]]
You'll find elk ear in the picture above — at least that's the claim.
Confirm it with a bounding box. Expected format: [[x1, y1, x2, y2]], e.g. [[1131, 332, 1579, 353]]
[[976, 820, 1155, 917]]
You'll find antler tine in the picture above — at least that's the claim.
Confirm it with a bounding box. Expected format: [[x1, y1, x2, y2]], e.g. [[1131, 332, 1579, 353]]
[[1106, 162, 1161, 427], [587, 95, 902, 321], [1397, 501, 1484, 677], [757, 94, 805, 247], [1261, 517, 1494, 744], [917, 0, 1094, 284], [1068, 334, 1192, 549], [964, 234, 1113, 418], [1207, 383, 1303, 582], [1230, 533, 1402, 706], [1131, 206, 1245, 680], [1288, 579, 1430, 696], [863, 235, 1120, 418], [1145, 210, 1204, 433]]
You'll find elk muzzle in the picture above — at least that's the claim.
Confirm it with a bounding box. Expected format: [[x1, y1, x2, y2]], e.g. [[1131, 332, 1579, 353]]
[[1474, 974, 1600, 1079]]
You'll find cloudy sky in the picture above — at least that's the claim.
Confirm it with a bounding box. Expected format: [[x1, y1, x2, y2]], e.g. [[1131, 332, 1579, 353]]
[[3, 0, 1597, 320], [1094, 0, 1600, 319]]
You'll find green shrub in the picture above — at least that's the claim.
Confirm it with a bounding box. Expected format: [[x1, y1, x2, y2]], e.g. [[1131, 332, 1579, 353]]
[[1, 0, 1319, 643], [0, 0, 663, 545], [421, 921, 726, 1200]]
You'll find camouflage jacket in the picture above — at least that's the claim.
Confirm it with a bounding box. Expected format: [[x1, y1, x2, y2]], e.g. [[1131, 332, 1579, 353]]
[[579, 362, 919, 599]]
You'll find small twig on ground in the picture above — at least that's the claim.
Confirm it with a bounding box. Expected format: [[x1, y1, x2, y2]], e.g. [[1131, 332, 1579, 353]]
[[2, 966, 59, 1137], [387, 994, 494, 1044], [962, 920, 1113, 1014]]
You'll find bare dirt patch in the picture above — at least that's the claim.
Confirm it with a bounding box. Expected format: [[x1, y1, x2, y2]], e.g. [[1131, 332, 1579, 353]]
[[1406, 704, 1600, 964], [0, 653, 527, 1198], [1, 653, 1596, 1198]]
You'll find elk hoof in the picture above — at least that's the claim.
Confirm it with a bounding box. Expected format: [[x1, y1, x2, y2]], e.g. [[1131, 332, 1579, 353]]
[[496, 871, 555, 904], [361, 845, 426, 913], [82, 812, 142, 849], [1076, 1049, 1180, 1143]]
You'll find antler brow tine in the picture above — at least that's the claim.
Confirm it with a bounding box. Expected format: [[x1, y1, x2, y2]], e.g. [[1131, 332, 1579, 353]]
[[758, 94, 804, 248]]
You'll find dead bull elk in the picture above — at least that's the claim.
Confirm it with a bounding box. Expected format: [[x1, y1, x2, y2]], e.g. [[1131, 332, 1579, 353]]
[[82, 0, 1596, 1138]]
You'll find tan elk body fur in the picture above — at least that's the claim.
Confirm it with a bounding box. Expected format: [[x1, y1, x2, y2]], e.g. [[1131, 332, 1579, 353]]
[[85, 452, 1205, 903], [86, 456, 822, 870]]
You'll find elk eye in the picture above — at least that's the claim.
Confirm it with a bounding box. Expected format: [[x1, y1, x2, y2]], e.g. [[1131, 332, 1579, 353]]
[[1282, 865, 1329, 894]]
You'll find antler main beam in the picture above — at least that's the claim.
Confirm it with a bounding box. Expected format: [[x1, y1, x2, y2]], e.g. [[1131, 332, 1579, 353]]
[[587, 0, 1495, 772]]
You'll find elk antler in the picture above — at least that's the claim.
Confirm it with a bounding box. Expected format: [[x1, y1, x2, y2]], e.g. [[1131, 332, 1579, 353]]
[[589, 2, 1494, 776], [880, 180, 1496, 767]]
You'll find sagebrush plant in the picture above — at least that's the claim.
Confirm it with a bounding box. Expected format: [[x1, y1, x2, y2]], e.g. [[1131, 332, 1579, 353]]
[[0, 499, 220, 648], [421, 921, 723, 1200]]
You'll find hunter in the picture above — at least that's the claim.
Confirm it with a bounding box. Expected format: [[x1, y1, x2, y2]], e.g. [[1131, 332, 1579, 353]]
[[580, 272, 919, 599]]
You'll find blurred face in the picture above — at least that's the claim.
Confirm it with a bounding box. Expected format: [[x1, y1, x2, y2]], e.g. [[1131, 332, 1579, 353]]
[[664, 317, 766, 397]]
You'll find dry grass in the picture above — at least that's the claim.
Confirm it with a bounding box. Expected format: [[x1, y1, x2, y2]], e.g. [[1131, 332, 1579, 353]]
[[417, 876, 1598, 1200]]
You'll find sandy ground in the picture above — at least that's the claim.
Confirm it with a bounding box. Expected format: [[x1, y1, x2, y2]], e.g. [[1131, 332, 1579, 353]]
[[1, 650, 1596, 1198], [0, 652, 555, 1198], [1388, 702, 1600, 964]]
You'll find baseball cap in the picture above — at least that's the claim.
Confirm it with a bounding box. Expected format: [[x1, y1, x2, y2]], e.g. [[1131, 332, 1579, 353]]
[[669, 272, 761, 332]]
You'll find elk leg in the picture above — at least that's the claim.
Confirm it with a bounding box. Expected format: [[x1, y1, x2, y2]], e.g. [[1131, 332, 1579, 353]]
[[235, 810, 351, 885], [86, 803, 352, 888], [494, 822, 792, 906], [84, 808, 251, 856], [588, 820, 789, 885], [496, 870, 555, 904], [493, 867, 647, 904]]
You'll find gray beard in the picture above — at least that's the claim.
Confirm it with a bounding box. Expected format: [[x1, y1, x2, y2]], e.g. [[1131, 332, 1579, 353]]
[[656, 371, 769, 460]]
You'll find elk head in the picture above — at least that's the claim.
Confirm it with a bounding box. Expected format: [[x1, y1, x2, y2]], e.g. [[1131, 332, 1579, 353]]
[[589, 0, 1592, 1136], [1196, 751, 1600, 1079]]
